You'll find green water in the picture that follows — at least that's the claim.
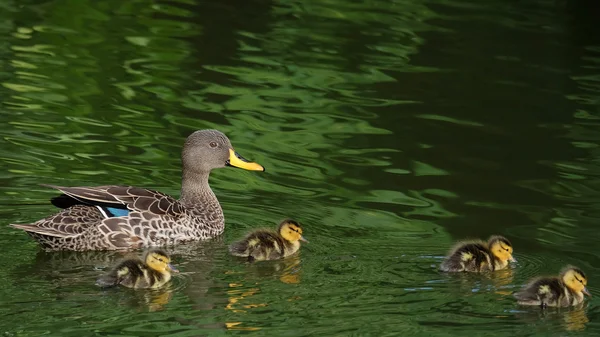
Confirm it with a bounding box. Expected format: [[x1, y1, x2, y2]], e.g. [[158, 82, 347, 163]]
[[1, 0, 599, 335]]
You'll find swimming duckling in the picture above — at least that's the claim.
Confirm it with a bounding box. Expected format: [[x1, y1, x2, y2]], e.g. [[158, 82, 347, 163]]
[[514, 266, 591, 307], [229, 219, 308, 262], [439, 235, 516, 272], [96, 249, 179, 289]]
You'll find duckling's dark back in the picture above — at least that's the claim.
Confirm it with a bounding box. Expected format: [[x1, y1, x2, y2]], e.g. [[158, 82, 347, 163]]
[[229, 230, 289, 261], [440, 242, 492, 272], [514, 277, 567, 307], [96, 258, 165, 288], [96, 258, 141, 287]]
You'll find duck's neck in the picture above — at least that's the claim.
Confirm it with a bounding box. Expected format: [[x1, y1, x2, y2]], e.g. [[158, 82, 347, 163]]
[[283, 240, 301, 256], [161, 271, 172, 283], [493, 258, 509, 270], [180, 171, 218, 208]]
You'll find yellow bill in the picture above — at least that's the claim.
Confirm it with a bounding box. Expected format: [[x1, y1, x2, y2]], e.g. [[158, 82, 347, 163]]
[[227, 149, 265, 171]]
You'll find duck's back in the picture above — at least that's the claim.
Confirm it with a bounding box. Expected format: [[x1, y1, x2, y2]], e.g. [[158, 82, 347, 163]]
[[229, 230, 288, 261], [440, 242, 492, 272]]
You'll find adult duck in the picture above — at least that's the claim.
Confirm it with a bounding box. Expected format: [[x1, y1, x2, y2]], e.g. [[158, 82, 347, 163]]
[[10, 129, 264, 251]]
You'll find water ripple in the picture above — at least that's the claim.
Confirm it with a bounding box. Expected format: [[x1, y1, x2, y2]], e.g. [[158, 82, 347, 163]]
[[0, 0, 599, 336]]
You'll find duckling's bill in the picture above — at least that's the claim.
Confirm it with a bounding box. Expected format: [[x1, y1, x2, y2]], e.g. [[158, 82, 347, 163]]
[[300, 236, 309, 243], [510, 256, 517, 263], [226, 149, 264, 171], [583, 287, 592, 297], [168, 263, 180, 273]]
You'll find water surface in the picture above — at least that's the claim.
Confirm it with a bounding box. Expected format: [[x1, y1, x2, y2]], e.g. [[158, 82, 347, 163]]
[[1, 0, 600, 335]]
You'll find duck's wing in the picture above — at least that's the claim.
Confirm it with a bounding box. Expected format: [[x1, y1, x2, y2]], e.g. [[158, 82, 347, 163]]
[[44, 185, 184, 217], [10, 186, 186, 250]]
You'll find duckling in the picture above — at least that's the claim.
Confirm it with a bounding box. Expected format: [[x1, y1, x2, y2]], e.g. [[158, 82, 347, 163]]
[[229, 219, 308, 262], [439, 235, 516, 272], [96, 249, 179, 289], [514, 266, 591, 307]]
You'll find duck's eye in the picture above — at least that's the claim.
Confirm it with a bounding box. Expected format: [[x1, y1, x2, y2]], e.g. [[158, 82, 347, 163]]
[[209, 141, 218, 148], [575, 277, 584, 284]]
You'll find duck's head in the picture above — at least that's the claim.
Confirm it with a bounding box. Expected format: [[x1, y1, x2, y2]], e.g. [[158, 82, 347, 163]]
[[279, 219, 308, 243], [182, 129, 265, 174], [488, 235, 516, 263], [145, 249, 179, 275], [561, 266, 591, 297]]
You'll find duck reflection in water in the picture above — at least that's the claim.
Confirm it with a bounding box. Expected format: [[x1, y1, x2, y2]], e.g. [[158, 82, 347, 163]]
[[444, 265, 514, 296], [223, 254, 304, 331], [490, 267, 515, 295], [514, 303, 589, 332], [125, 284, 175, 312], [563, 304, 589, 332], [251, 254, 303, 284]]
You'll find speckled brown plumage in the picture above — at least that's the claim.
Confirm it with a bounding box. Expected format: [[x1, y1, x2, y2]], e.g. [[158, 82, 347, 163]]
[[9, 130, 264, 251]]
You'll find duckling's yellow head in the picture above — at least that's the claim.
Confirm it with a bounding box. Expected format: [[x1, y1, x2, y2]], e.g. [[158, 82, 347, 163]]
[[279, 219, 308, 243], [488, 236, 516, 263], [562, 266, 591, 297], [145, 249, 179, 274]]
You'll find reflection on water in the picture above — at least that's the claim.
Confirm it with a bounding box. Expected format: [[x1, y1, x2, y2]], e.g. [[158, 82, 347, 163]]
[[0, 0, 599, 335], [515, 304, 590, 333], [224, 254, 302, 329], [442, 267, 516, 296], [237, 254, 303, 285], [563, 305, 590, 332], [225, 283, 265, 314], [109, 284, 175, 312]]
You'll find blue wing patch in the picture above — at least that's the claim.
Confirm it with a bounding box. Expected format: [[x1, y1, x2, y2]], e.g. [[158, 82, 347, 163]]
[[97, 206, 130, 218], [107, 207, 130, 217]]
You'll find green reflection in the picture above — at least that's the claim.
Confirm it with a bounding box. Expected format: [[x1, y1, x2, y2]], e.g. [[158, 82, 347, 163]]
[[0, 0, 598, 335]]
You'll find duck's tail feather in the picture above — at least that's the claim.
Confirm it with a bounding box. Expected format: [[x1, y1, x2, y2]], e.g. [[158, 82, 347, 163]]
[[9, 223, 71, 238]]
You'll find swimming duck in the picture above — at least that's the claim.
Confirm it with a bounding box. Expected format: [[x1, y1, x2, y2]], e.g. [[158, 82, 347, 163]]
[[10, 129, 264, 251], [514, 266, 591, 307], [229, 219, 308, 262], [96, 249, 178, 289], [439, 235, 516, 272]]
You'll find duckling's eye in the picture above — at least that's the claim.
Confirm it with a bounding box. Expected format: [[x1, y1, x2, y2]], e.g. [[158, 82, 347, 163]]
[[575, 277, 584, 284], [209, 141, 218, 148]]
